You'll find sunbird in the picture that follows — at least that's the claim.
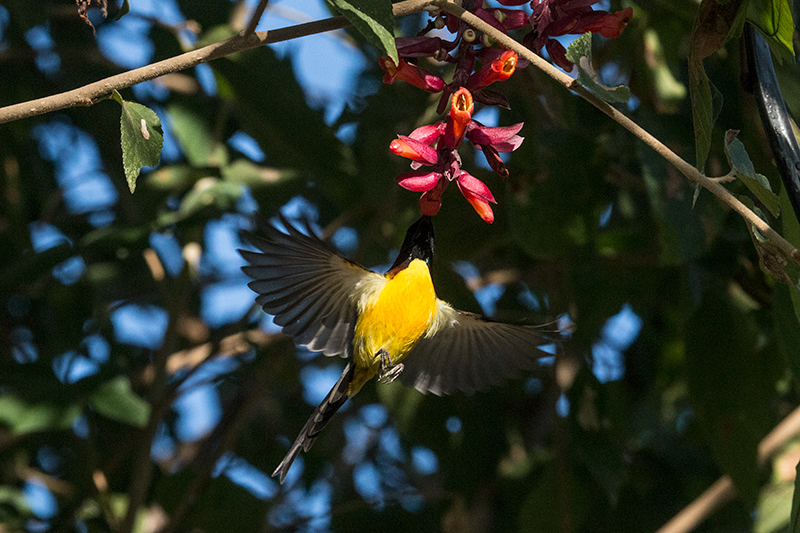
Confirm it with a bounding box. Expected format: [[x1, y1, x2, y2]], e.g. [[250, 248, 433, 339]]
[[240, 214, 553, 483]]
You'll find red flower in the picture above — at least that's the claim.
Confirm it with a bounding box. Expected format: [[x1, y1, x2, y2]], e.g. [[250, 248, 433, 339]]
[[396, 170, 442, 192], [389, 136, 439, 166], [530, 1, 634, 70], [378, 57, 445, 93], [475, 7, 529, 32], [396, 169, 497, 223], [444, 87, 474, 148], [467, 122, 524, 179], [581, 7, 633, 39], [456, 170, 497, 223], [390, 89, 524, 223], [419, 176, 448, 216], [467, 50, 518, 91]]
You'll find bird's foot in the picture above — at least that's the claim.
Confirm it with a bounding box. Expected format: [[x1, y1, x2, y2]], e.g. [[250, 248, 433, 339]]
[[379, 363, 404, 384], [378, 349, 404, 384]]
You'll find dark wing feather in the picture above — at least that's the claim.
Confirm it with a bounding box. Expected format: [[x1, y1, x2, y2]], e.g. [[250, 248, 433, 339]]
[[400, 300, 555, 395], [239, 215, 385, 358]]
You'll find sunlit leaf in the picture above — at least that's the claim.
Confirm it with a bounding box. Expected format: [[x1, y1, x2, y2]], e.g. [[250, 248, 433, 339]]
[[179, 177, 243, 217], [0, 395, 81, 434], [328, 0, 397, 64], [112, 90, 163, 193], [166, 103, 227, 167], [90, 376, 150, 428], [791, 458, 800, 532], [725, 131, 780, 216], [756, 479, 794, 533], [747, 0, 794, 62], [220, 159, 298, 187], [565, 33, 630, 104]]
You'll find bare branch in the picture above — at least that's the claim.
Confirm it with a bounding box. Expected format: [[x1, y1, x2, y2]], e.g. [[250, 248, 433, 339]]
[[436, 0, 800, 267], [244, 0, 271, 37], [0, 0, 434, 125], [656, 405, 800, 533]]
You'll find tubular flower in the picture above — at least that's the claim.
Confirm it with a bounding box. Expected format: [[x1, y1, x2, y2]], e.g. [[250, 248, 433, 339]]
[[529, 1, 634, 71], [456, 171, 496, 223], [581, 8, 634, 39], [444, 88, 474, 148], [467, 121, 524, 179], [396, 170, 442, 192], [378, 57, 445, 93], [466, 122, 524, 151], [419, 176, 449, 216], [389, 136, 439, 166], [467, 50, 518, 91]]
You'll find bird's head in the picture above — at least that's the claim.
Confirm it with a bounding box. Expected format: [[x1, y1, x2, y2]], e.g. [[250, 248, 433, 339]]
[[387, 215, 434, 276]]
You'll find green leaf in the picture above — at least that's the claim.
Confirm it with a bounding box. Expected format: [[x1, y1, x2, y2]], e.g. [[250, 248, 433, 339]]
[[725, 132, 780, 216], [748, 0, 795, 63], [114, 0, 130, 20], [179, 177, 243, 217], [688, 55, 716, 170], [756, 477, 794, 533], [220, 159, 298, 187], [565, 33, 631, 104], [90, 376, 150, 428], [166, 103, 227, 167], [643, 28, 687, 113], [688, 0, 745, 169], [0, 486, 31, 515], [693, 183, 702, 207], [113, 90, 163, 193], [0, 395, 81, 434], [328, 0, 397, 64]]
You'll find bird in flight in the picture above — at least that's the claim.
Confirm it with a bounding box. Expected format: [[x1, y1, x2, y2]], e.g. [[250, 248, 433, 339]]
[[240, 214, 555, 483]]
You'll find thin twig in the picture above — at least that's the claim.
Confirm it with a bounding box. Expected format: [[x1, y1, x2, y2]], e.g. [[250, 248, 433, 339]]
[[436, 0, 800, 266], [0, 0, 434, 125], [656, 404, 800, 533], [243, 0, 271, 37], [708, 174, 737, 183]]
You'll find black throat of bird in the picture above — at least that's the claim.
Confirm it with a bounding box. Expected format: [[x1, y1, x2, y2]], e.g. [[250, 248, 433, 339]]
[[387, 215, 435, 277]]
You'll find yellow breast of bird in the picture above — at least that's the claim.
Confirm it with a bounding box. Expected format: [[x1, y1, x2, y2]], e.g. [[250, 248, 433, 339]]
[[353, 258, 436, 373]]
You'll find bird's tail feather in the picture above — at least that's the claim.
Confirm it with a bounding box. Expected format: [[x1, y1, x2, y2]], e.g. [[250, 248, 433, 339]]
[[272, 361, 355, 484]]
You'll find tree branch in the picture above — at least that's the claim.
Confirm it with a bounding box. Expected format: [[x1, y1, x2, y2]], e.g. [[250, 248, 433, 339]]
[[655, 404, 800, 533], [436, 0, 800, 267], [243, 0, 271, 37], [0, 0, 435, 125]]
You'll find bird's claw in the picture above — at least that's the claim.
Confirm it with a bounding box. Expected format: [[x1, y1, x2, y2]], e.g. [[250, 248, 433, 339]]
[[379, 363, 404, 384], [378, 349, 404, 384]]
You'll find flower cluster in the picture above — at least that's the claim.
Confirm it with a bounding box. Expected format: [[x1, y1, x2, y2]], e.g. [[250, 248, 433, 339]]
[[391, 87, 524, 223], [380, 0, 632, 222], [522, 0, 634, 71]]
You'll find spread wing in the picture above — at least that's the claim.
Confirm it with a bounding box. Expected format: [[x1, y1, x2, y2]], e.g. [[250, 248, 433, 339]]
[[239, 215, 385, 358], [400, 300, 555, 395]]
